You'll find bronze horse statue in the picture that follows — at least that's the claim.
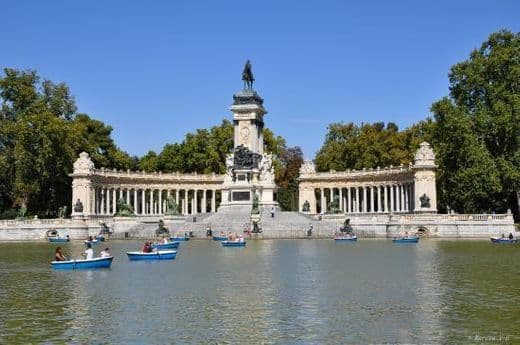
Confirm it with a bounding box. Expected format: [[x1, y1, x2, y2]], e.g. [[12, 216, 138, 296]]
[[242, 60, 254, 89]]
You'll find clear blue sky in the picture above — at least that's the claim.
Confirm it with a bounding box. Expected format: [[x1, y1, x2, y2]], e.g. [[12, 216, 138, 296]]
[[1, 0, 518, 159]]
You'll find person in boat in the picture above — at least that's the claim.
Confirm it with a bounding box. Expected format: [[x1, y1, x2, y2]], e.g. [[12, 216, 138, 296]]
[[238, 234, 244, 243], [88, 235, 93, 242], [100, 247, 111, 258], [162, 237, 168, 244], [228, 232, 233, 241], [509, 233, 514, 240], [66, 235, 70, 240], [55, 247, 67, 261], [84, 243, 94, 260], [404, 231, 409, 239], [501, 233, 505, 238]]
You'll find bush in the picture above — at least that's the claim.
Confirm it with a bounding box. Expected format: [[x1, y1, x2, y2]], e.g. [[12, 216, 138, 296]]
[[0, 209, 19, 220]]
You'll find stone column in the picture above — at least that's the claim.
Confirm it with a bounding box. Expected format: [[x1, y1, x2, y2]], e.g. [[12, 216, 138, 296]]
[[400, 184, 404, 212], [211, 190, 216, 212], [382, 185, 386, 212], [395, 185, 398, 212], [184, 190, 189, 215], [362, 186, 367, 213], [99, 188, 104, 214], [202, 190, 207, 213], [370, 186, 374, 213], [134, 188, 139, 215], [347, 187, 351, 213], [119, 188, 123, 200], [390, 185, 394, 212], [403, 184, 408, 212], [141, 189, 146, 215], [319, 188, 324, 213], [339, 188, 343, 212], [149, 189, 154, 215], [354, 187, 358, 213], [377, 186, 381, 212], [158, 189, 163, 214], [112, 188, 117, 214], [194, 190, 198, 214]]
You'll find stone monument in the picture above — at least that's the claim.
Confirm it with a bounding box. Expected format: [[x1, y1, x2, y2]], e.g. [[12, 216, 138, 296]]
[[71, 152, 95, 217], [413, 142, 437, 213], [219, 60, 278, 210]]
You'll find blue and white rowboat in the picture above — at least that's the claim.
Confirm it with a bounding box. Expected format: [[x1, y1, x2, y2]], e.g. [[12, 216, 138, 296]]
[[334, 235, 357, 242], [170, 236, 189, 242], [84, 239, 101, 245], [393, 237, 419, 243], [51, 256, 113, 270], [48, 237, 70, 243], [221, 241, 246, 247], [490, 237, 517, 244], [152, 241, 180, 250], [126, 250, 177, 260], [213, 236, 227, 241]]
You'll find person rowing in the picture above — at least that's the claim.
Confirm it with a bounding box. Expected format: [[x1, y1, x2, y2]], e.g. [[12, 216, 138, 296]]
[[84, 243, 94, 259], [100, 247, 111, 258], [55, 247, 67, 261]]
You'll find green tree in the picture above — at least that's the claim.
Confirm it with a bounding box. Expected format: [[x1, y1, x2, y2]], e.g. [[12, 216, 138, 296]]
[[431, 30, 519, 214], [275, 146, 304, 211], [315, 122, 427, 172], [138, 150, 159, 172], [0, 68, 133, 217], [431, 99, 501, 213], [71, 114, 133, 170]]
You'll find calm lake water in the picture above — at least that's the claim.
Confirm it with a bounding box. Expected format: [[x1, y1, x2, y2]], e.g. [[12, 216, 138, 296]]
[[0, 239, 519, 344]]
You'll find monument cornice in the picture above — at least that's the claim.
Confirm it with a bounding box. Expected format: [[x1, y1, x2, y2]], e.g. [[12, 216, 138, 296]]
[[74, 169, 225, 186], [299, 165, 415, 183]]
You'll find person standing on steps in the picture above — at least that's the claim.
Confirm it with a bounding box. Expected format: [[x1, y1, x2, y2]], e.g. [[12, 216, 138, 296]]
[[270, 206, 275, 218], [307, 224, 313, 238]]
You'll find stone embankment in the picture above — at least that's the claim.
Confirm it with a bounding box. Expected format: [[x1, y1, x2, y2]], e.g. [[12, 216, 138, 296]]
[[0, 212, 516, 241]]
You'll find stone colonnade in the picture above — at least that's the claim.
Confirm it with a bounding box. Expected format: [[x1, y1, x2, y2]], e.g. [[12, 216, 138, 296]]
[[313, 183, 414, 214], [91, 187, 221, 216], [70, 152, 225, 217], [298, 142, 438, 214]]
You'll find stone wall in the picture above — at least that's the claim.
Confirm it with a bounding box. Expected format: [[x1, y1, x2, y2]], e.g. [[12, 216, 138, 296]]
[[0, 212, 516, 241]]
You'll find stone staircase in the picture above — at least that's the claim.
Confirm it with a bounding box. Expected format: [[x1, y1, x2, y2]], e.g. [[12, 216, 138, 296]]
[[256, 208, 342, 238], [181, 206, 252, 235]]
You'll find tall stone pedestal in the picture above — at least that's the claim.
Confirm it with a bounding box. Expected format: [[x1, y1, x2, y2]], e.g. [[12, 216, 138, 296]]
[[218, 88, 278, 212]]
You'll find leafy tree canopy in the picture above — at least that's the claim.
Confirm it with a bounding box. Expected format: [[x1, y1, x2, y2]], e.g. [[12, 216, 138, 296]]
[[0, 68, 132, 217]]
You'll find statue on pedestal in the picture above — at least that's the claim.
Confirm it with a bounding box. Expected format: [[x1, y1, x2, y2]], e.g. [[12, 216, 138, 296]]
[[242, 60, 254, 90], [58, 206, 68, 218], [164, 196, 180, 216], [115, 198, 134, 217], [420, 194, 431, 208], [73, 199, 83, 213], [302, 200, 310, 212], [327, 195, 341, 214], [155, 219, 169, 235], [252, 194, 260, 214]]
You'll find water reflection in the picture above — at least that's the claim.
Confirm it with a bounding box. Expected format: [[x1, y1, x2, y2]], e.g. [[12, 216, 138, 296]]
[[0, 239, 519, 343]]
